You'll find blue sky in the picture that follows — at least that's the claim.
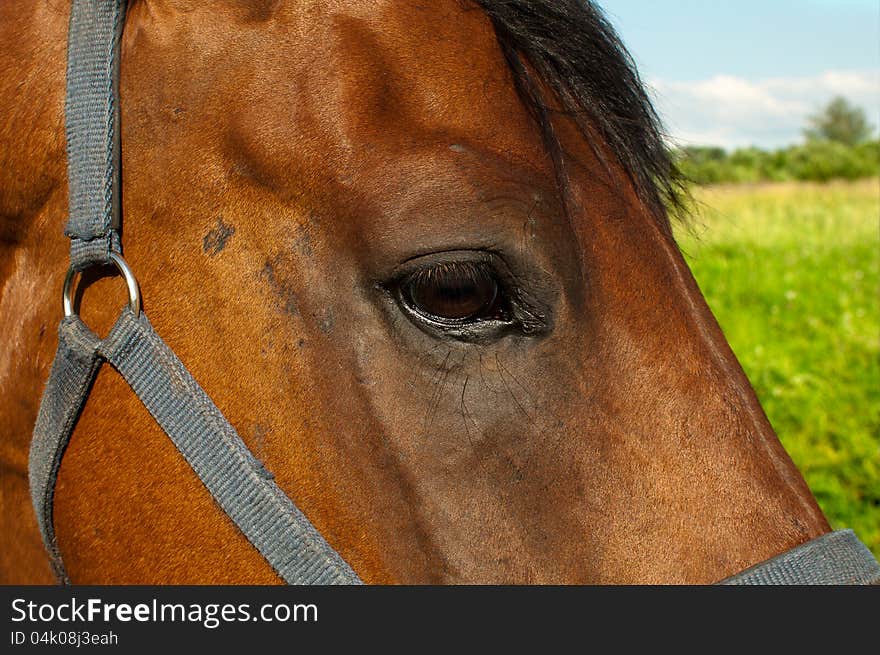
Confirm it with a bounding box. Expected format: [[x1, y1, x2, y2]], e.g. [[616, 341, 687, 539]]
[[599, 0, 880, 148]]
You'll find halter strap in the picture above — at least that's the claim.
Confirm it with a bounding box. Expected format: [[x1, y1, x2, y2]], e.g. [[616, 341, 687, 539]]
[[29, 0, 361, 585], [63, 0, 124, 270], [721, 530, 880, 585], [31, 312, 360, 584]]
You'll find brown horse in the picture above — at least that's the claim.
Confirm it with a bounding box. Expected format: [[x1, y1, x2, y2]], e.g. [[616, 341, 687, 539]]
[[0, 0, 831, 584]]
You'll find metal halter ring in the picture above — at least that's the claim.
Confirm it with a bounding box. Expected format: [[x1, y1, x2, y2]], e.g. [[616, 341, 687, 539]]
[[62, 251, 141, 318]]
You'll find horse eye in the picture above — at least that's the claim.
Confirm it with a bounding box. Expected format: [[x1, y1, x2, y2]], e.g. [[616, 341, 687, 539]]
[[401, 261, 504, 324]]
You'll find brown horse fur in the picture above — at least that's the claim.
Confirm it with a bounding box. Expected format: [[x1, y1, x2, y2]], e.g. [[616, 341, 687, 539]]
[[0, 0, 829, 584]]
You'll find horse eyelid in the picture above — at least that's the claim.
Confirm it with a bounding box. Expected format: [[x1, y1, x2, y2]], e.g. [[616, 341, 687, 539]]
[[388, 265, 550, 343]]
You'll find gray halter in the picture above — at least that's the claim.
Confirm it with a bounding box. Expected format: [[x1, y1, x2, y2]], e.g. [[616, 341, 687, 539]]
[[30, 0, 360, 585], [29, 0, 879, 586]]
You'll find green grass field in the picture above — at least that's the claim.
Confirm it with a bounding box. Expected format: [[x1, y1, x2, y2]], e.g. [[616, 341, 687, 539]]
[[675, 179, 879, 556]]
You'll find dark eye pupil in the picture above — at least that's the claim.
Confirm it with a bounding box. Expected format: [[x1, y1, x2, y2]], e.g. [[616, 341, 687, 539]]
[[405, 264, 499, 321]]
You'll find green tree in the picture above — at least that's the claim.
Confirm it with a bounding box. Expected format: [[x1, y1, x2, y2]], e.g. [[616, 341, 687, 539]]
[[804, 97, 874, 146]]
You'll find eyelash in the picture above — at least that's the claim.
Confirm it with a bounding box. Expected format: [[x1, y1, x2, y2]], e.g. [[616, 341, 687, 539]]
[[400, 261, 509, 326], [386, 256, 547, 341]]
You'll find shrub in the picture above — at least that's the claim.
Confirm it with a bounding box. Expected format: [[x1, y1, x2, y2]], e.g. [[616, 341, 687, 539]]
[[675, 140, 879, 185]]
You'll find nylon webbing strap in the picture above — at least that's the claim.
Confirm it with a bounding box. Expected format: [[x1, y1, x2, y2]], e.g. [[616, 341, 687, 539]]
[[720, 529, 880, 585], [30, 312, 361, 584], [64, 0, 125, 269], [29, 0, 361, 584], [29, 320, 102, 584]]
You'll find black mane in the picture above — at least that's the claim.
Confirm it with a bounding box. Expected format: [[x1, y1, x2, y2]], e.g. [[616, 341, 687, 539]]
[[474, 0, 686, 231]]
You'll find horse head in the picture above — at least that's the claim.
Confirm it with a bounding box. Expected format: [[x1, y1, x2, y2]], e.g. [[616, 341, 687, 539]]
[[0, 0, 833, 583]]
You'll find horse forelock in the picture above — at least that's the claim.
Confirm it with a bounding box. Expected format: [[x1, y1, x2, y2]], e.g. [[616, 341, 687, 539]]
[[474, 0, 688, 234]]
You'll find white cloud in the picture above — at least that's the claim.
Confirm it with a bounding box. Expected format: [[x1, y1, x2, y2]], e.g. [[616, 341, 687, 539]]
[[648, 69, 880, 149]]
